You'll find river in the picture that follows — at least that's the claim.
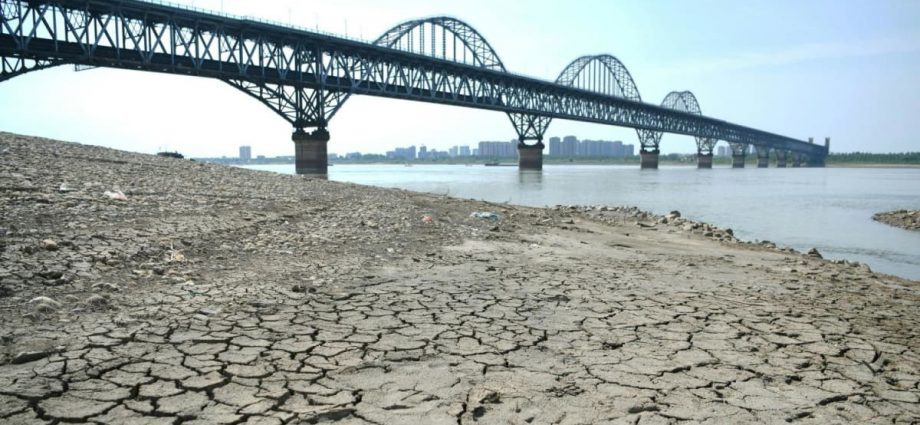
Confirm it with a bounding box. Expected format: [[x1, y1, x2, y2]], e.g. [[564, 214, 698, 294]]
[[244, 163, 920, 281]]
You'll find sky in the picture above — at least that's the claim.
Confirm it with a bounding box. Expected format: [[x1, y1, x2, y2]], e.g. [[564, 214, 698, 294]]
[[1, 0, 919, 157]]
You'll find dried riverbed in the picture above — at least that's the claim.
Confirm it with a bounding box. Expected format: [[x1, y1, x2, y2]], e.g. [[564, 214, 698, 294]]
[[0, 132, 918, 424]]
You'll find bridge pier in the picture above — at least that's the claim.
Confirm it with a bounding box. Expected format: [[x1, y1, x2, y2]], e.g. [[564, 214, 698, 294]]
[[697, 153, 713, 169], [732, 153, 746, 168], [292, 128, 330, 175], [517, 141, 544, 170], [640, 149, 659, 169], [776, 150, 787, 168], [756, 147, 770, 168], [792, 154, 802, 167]]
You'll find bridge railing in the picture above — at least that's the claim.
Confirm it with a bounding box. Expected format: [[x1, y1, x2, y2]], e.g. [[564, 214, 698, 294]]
[[136, 0, 372, 45]]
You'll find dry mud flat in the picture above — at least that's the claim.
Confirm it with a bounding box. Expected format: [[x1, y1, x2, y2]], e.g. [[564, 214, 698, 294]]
[[0, 132, 918, 425], [874, 210, 920, 231]]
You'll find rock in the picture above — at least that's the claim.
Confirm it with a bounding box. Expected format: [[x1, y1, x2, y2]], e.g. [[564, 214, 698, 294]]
[[40, 239, 58, 251], [85, 295, 110, 309], [91, 282, 120, 292], [12, 350, 53, 364], [29, 296, 61, 313], [807, 248, 823, 259]]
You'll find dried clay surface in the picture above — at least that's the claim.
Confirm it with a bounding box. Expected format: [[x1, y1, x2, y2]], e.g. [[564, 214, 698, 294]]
[[874, 210, 920, 231], [0, 132, 918, 424]]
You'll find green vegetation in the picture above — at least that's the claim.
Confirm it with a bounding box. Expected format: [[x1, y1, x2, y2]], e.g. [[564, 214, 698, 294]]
[[827, 152, 920, 165]]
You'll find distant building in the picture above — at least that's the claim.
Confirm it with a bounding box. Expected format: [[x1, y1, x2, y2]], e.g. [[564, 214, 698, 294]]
[[717, 146, 728, 157], [449, 146, 459, 157], [477, 141, 517, 158], [418, 145, 428, 159], [561, 136, 578, 157], [548, 137, 561, 156], [459, 146, 471, 157], [239, 145, 252, 160]]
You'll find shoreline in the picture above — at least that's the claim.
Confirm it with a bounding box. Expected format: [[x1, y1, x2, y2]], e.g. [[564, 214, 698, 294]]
[[1, 132, 918, 423]]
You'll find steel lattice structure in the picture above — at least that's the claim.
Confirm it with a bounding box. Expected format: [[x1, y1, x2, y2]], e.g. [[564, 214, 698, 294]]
[[656, 91, 718, 156], [0, 0, 827, 160]]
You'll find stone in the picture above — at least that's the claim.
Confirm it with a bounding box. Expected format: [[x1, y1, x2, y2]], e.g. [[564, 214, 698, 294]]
[[40, 239, 58, 251]]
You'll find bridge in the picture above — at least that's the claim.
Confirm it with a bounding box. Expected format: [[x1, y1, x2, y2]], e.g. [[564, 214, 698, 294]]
[[0, 0, 830, 174]]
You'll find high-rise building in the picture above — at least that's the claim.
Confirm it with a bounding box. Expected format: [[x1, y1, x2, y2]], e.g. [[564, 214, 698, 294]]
[[449, 146, 459, 157], [418, 145, 428, 159], [477, 141, 516, 158], [548, 137, 561, 156], [459, 146, 471, 157], [239, 145, 252, 160], [561, 136, 578, 157]]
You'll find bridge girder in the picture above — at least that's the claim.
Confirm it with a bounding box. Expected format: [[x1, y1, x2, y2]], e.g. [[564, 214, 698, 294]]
[[0, 0, 826, 159]]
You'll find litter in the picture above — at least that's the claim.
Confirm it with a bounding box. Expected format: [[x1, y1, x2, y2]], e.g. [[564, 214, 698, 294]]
[[470, 211, 500, 221], [421, 215, 434, 223], [103, 190, 127, 201], [58, 182, 73, 193]]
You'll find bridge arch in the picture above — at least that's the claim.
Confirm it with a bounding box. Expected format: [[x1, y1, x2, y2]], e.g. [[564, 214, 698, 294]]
[[375, 17, 506, 71], [653, 90, 718, 156], [553, 54, 656, 152], [372, 17, 549, 149], [556, 54, 642, 101]]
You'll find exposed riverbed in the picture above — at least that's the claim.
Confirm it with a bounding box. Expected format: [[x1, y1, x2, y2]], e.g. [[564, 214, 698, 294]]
[[1, 133, 918, 424], [248, 163, 920, 280]]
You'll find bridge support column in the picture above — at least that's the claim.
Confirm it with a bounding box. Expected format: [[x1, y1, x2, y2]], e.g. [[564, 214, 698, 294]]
[[732, 153, 745, 168], [792, 154, 802, 167], [517, 141, 544, 170], [292, 128, 330, 175], [640, 149, 659, 169], [756, 147, 770, 168], [697, 153, 713, 169], [776, 151, 787, 168]]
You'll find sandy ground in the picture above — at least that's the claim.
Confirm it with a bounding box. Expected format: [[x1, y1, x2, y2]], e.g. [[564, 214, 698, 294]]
[[0, 132, 918, 424]]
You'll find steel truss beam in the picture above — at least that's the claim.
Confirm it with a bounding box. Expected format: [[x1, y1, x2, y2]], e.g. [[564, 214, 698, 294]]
[[0, 0, 826, 157]]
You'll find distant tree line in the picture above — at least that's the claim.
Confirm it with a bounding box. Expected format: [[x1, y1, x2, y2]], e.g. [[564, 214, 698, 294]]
[[827, 152, 920, 165]]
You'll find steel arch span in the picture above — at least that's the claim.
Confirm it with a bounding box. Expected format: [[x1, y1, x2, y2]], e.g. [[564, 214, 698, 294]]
[[655, 91, 719, 155], [554, 54, 657, 152], [369, 16, 546, 146]]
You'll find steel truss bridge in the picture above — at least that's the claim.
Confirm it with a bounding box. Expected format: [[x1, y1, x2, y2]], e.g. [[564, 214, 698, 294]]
[[0, 0, 829, 172]]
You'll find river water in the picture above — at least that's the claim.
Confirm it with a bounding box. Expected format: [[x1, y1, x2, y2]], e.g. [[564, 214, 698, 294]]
[[245, 163, 920, 281]]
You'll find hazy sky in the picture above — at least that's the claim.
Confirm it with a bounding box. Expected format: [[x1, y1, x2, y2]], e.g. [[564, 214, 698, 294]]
[[1, 0, 919, 157]]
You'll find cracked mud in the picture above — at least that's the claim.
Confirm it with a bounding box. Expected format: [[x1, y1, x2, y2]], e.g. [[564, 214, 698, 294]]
[[1, 133, 918, 424]]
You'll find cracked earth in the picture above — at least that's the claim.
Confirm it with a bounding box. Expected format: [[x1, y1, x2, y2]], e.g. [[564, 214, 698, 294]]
[[0, 132, 918, 424]]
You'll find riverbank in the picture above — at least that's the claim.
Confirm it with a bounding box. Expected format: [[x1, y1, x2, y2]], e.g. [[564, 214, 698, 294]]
[[1, 132, 918, 424]]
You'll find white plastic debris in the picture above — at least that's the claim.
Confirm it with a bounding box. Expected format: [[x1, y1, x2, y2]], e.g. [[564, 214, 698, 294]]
[[470, 211, 500, 221], [103, 190, 128, 201]]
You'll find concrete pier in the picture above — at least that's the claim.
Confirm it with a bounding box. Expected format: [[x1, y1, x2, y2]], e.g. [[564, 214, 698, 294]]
[[792, 154, 802, 168], [697, 153, 713, 169], [292, 128, 330, 175], [732, 153, 746, 168], [640, 150, 660, 169], [776, 151, 787, 168], [757, 147, 770, 168], [517, 142, 544, 170]]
